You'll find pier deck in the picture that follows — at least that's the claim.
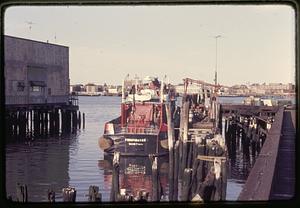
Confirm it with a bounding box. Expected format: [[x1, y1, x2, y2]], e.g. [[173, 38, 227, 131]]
[[237, 106, 296, 201], [270, 108, 295, 200]]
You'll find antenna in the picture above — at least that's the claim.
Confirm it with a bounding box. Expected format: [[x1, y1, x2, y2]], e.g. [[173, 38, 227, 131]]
[[25, 21, 36, 30]]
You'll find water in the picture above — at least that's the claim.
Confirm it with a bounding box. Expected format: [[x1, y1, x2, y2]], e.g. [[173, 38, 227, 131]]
[[6, 96, 121, 202], [7, 95, 293, 202]]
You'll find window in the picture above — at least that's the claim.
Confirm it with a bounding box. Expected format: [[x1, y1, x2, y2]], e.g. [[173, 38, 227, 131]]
[[17, 82, 25, 91], [48, 88, 51, 95], [31, 86, 41, 92], [11, 80, 25, 92]]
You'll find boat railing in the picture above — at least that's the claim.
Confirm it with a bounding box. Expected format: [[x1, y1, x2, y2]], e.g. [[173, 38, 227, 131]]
[[113, 123, 159, 134]]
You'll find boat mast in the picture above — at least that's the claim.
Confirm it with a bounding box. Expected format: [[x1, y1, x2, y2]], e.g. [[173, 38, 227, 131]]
[[121, 77, 125, 104], [160, 76, 164, 103], [121, 74, 128, 127]]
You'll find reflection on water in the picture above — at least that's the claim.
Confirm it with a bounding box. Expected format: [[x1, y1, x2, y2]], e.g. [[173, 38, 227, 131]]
[[5, 136, 73, 202], [99, 155, 169, 200], [6, 96, 256, 202]]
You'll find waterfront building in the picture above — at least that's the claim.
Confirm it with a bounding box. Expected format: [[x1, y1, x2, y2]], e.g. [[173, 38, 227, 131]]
[[4, 35, 79, 139], [4, 35, 70, 105]]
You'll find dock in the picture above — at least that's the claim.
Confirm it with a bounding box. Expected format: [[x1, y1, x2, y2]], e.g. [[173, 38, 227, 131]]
[[224, 105, 296, 201]]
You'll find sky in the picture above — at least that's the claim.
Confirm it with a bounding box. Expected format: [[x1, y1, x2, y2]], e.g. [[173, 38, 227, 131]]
[[4, 5, 295, 86]]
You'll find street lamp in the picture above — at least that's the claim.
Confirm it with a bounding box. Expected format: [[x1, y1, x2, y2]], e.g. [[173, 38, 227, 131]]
[[214, 35, 222, 86]]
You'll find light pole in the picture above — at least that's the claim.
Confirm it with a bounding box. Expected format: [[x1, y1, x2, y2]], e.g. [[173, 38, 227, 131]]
[[214, 35, 222, 86], [211, 35, 222, 126]]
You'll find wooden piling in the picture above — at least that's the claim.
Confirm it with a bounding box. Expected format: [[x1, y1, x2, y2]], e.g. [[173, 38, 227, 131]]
[[190, 150, 200, 197], [72, 110, 78, 132], [187, 141, 194, 169], [181, 168, 193, 201], [197, 167, 216, 201], [19, 111, 26, 138], [110, 152, 120, 202], [151, 156, 159, 202], [16, 183, 28, 202], [196, 139, 206, 185], [47, 189, 55, 202], [231, 121, 237, 160], [62, 187, 76, 202], [6, 111, 12, 139], [221, 160, 227, 200], [180, 100, 190, 178], [88, 186, 102, 202], [45, 110, 49, 136], [173, 140, 179, 201], [67, 110, 71, 133], [166, 103, 174, 201], [40, 110, 45, 136], [30, 110, 33, 137], [33, 111, 39, 137], [78, 111, 81, 129], [83, 113, 85, 129], [25, 110, 29, 135], [49, 110, 54, 135]]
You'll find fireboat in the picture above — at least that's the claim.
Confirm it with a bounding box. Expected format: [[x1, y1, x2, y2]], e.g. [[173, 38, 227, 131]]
[[99, 75, 178, 156]]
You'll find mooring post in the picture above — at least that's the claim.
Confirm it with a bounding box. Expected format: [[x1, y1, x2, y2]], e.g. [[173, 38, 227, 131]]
[[25, 110, 29, 135], [40, 110, 44, 136], [190, 148, 200, 197], [197, 138, 206, 185], [20, 111, 27, 138], [16, 183, 28, 202], [29, 110, 32, 137], [151, 156, 160, 202], [110, 152, 120, 202], [88, 185, 102, 202], [251, 128, 257, 158], [187, 140, 194, 169], [212, 158, 222, 201], [47, 189, 55, 202], [62, 187, 76, 202], [49, 110, 54, 135], [83, 113, 85, 129], [178, 96, 186, 179], [67, 110, 72, 133], [181, 168, 193, 201], [181, 100, 190, 177], [166, 102, 174, 201], [5, 111, 11, 139], [173, 140, 179, 201], [73, 110, 78, 132], [231, 121, 237, 159], [55, 109, 60, 135], [221, 159, 227, 200], [78, 111, 81, 129]]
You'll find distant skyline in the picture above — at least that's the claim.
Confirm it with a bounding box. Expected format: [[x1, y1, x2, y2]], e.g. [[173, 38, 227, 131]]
[[4, 5, 295, 86]]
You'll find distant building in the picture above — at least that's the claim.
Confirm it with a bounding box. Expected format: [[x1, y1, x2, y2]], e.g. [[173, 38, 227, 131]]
[[107, 85, 122, 96], [70, 84, 84, 92], [4, 35, 70, 105], [175, 84, 207, 95], [85, 83, 97, 94]]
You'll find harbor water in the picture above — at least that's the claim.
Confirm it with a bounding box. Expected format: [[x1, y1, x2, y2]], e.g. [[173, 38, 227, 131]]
[[6, 96, 292, 202]]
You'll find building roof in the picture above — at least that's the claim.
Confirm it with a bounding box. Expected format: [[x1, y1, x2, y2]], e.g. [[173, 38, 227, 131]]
[[4, 35, 69, 48]]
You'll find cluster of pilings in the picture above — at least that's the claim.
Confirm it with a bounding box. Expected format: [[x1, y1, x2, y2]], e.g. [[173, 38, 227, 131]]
[[223, 114, 269, 166], [10, 183, 101, 203], [165, 96, 227, 202], [5, 105, 85, 140]]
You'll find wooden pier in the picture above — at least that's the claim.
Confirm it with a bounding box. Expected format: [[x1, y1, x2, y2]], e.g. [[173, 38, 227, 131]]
[[5, 100, 83, 141], [220, 105, 296, 201]]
